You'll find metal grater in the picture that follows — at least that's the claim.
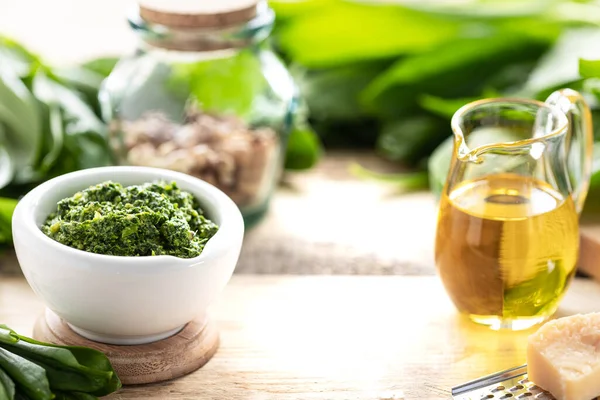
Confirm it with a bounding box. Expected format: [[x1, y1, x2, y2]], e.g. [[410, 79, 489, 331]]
[[452, 364, 557, 400]]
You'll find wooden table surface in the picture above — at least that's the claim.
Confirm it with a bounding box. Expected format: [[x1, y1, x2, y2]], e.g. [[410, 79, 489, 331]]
[[4, 274, 600, 399], [237, 153, 437, 276]]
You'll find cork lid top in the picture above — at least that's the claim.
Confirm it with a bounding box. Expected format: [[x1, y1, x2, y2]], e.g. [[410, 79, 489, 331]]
[[137, 0, 260, 29]]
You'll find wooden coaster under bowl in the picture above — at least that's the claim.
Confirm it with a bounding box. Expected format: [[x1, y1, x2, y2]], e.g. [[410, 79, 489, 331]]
[[32, 309, 220, 385]]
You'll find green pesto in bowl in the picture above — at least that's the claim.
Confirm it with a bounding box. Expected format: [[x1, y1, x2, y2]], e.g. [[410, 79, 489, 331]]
[[42, 180, 219, 258]]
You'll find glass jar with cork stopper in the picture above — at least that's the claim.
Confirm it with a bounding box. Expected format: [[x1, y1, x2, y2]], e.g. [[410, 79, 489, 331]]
[[100, 0, 297, 227]]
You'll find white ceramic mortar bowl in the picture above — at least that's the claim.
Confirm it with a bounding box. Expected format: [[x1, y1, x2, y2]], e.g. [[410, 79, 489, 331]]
[[12, 166, 243, 345]]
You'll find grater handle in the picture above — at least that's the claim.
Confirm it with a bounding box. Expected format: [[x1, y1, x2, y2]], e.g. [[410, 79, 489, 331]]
[[452, 364, 528, 396]]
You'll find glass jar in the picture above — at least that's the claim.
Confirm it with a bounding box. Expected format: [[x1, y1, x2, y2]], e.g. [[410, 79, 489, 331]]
[[100, 1, 297, 227]]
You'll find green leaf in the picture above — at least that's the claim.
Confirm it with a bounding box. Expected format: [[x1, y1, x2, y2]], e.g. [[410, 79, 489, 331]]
[[0, 329, 120, 397], [31, 72, 110, 177], [349, 163, 428, 192], [284, 125, 322, 170], [0, 327, 18, 346], [29, 98, 65, 175], [0, 368, 16, 400], [275, 2, 460, 68], [60, 348, 120, 397], [580, 58, 600, 79], [588, 143, 600, 187], [166, 49, 266, 117], [428, 136, 455, 199], [522, 28, 600, 97], [582, 143, 600, 215], [376, 116, 448, 166], [51, 57, 117, 119], [0, 36, 40, 78], [295, 62, 389, 121], [0, 198, 18, 245], [79, 57, 119, 78], [401, 0, 558, 19], [0, 139, 14, 191], [546, 1, 600, 26], [14, 389, 31, 400], [0, 69, 41, 183], [53, 132, 110, 175], [0, 348, 52, 400], [361, 33, 549, 118], [419, 95, 483, 119], [32, 73, 105, 137], [310, 118, 380, 149], [50, 68, 103, 95], [23, 360, 110, 395], [1, 342, 88, 374], [269, 0, 335, 20], [50, 67, 105, 118], [362, 35, 542, 106], [53, 392, 97, 400]]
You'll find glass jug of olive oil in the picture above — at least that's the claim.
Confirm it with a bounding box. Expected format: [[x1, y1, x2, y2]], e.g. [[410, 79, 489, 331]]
[[435, 89, 593, 331]]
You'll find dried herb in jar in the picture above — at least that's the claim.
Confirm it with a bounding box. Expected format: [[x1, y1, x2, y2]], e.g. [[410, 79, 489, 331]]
[[117, 108, 279, 208]]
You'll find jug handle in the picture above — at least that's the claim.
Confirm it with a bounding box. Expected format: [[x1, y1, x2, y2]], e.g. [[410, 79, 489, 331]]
[[545, 89, 594, 215]]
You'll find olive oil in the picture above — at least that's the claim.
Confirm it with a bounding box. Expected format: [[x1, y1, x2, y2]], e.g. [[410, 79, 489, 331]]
[[435, 173, 579, 329]]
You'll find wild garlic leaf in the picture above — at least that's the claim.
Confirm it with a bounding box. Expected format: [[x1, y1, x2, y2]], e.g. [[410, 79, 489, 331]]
[[275, 2, 460, 68], [0, 69, 41, 183]]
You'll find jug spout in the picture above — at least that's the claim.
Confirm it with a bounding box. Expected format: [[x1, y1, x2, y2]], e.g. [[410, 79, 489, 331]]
[[451, 122, 544, 163], [446, 90, 593, 215]]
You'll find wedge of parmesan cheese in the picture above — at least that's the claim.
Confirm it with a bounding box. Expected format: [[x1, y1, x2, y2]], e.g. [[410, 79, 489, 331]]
[[527, 313, 600, 400]]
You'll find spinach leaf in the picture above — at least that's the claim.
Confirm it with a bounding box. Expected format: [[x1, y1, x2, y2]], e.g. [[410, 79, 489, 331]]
[[53, 392, 97, 400], [0, 348, 51, 400], [14, 390, 32, 400], [0, 328, 18, 346], [0, 329, 120, 397], [0, 368, 15, 400], [17, 360, 109, 395], [56, 348, 119, 396]]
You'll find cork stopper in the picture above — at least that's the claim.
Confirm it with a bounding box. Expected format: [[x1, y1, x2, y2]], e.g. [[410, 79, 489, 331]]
[[138, 0, 259, 29]]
